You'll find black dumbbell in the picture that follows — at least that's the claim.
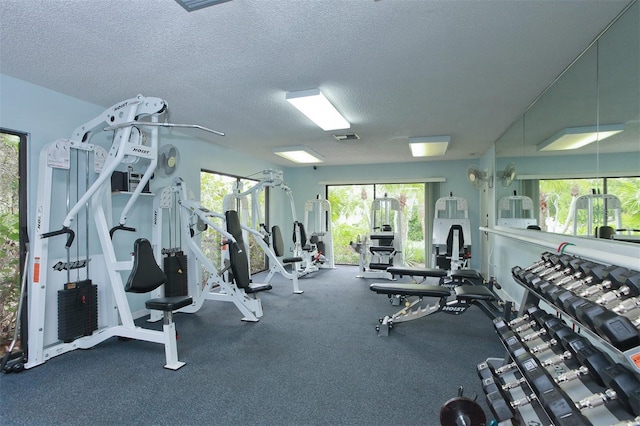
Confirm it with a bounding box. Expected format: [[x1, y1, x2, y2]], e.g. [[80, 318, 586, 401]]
[[485, 390, 515, 422], [576, 363, 640, 416], [506, 305, 541, 327], [555, 344, 615, 386], [503, 355, 591, 425], [592, 310, 640, 351], [563, 267, 630, 317], [572, 273, 640, 332], [595, 272, 640, 306], [575, 266, 630, 298], [543, 263, 607, 305]]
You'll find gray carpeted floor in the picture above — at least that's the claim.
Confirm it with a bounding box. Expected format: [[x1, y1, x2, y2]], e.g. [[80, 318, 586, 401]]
[[0, 265, 505, 425]]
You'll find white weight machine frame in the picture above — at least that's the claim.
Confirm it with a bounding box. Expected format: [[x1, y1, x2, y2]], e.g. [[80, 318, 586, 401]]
[[497, 194, 538, 229], [572, 193, 622, 237], [223, 170, 303, 292], [303, 195, 335, 270], [432, 195, 472, 272], [28, 95, 223, 370], [153, 178, 266, 321], [353, 195, 404, 280]]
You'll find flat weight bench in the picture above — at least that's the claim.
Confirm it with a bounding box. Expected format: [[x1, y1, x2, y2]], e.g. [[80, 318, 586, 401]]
[[387, 266, 448, 283], [369, 282, 504, 337]]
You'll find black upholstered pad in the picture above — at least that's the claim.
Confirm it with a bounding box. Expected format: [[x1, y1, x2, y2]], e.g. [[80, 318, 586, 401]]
[[450, 269, 482, 280], [370, 283, 451, 297], [246, 283, 273, 294], [369, 246, 395, 253], [272, 225, 285, 257], [146, 296, 192, 312], [126, 238, 167, 293], [387, 266, 448, 278], [282, 256, 303, 264], [454, 285, 496, 301]]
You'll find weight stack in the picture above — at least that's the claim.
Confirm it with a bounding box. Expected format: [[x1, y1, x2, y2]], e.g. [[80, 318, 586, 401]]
[[57, 279, 98, 343], [164, 252, 188, 297]]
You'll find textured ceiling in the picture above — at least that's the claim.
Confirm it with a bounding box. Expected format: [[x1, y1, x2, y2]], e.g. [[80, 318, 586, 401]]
[[0, 0, 633, 167]]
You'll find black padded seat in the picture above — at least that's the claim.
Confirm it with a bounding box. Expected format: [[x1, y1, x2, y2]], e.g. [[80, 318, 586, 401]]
[[146, 296, 192, 312], [369, 283, 451, 298], [387, 266, 448, 278], [246, 283, 273, 294], [126, 238, 193, 312], [369, 262, 392, 270], [450, 269, 482, 280], [454, 285, 496, 301]]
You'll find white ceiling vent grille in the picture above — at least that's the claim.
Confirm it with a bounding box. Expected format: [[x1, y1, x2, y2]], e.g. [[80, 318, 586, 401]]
[[333, 133, 360, 141], [175, 0, 233, 12]]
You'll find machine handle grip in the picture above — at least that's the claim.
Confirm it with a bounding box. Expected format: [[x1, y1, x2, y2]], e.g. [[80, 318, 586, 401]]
[[41, 227, 75, 248], [109, 225, 137, 239]]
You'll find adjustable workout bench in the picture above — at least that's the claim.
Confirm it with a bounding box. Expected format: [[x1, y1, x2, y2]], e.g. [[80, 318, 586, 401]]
[[370, 280, 508, 337]]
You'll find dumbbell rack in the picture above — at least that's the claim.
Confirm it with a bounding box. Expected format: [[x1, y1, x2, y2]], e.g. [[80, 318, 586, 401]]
[[479, 251, 640, 425]]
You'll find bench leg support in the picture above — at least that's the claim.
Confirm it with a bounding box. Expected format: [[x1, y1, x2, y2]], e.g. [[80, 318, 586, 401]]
[[162, 312, 186, 370]]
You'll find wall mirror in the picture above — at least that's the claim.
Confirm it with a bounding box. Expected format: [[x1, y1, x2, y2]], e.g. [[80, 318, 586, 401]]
[[494, 1, 639, 245]]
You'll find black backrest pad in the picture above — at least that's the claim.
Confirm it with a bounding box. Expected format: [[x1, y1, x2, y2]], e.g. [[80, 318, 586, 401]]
[[293, 221, 307, 246], [446, 224, 465, 255], [125, 238, 167, 293], [225, 209, 244, 243], [225, 210, 251, 289], [228, 241, 251, 289], [272, 225, 284, 257]]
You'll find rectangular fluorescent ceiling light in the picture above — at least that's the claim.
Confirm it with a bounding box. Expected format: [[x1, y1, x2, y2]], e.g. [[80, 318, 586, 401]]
[[286, 89, 350, 131], [273, 146, 325, 164], [538, 124, 624, 151], [408, 136, 450, 157], [175, 0, 233, 12]]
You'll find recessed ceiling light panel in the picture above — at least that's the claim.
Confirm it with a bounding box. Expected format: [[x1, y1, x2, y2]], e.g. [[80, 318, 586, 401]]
[[273, 145, 325, 164], [538, 123, 624, 151], [408, 136, 450, 157], [286, 89, 350, 131]]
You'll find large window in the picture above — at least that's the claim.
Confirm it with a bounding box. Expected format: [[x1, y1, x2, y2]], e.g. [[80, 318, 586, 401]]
[[0, 129, 27, 352], [538, 176, 640, 235], [200, 170, 266, 275], [327, 183, 431, 266]]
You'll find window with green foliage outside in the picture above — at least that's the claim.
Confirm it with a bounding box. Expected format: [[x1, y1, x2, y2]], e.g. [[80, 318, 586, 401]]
[[539, 177, 640, 235], [327, 183, 430, 266], [200, 170, 266, 282], [0, 130, 24, 352]]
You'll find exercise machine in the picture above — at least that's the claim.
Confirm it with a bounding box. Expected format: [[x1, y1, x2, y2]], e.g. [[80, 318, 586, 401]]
[[497, 193, 538, 229], [572, 193, 622, 237], [352, 195, 404, 280], [370, 277, 507, 337], [432, 194, 472, 272], [223, 170, 304, 291], [154, 178, 270, 322], [303, 195, 335, 270], [27, 95, 223, 370]]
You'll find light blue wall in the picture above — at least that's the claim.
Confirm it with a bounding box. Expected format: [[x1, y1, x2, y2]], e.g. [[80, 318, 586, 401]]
[[1, 73, 493, 272], [286, 159, 484, 269], [0, 74, 285, 250]]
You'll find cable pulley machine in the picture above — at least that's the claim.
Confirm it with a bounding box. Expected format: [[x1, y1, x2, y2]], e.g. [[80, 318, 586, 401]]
[[27, 94, 224, 370]]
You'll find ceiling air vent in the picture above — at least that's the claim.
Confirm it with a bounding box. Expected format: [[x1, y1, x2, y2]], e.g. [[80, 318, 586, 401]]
[[333, 133, 360, 141]]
